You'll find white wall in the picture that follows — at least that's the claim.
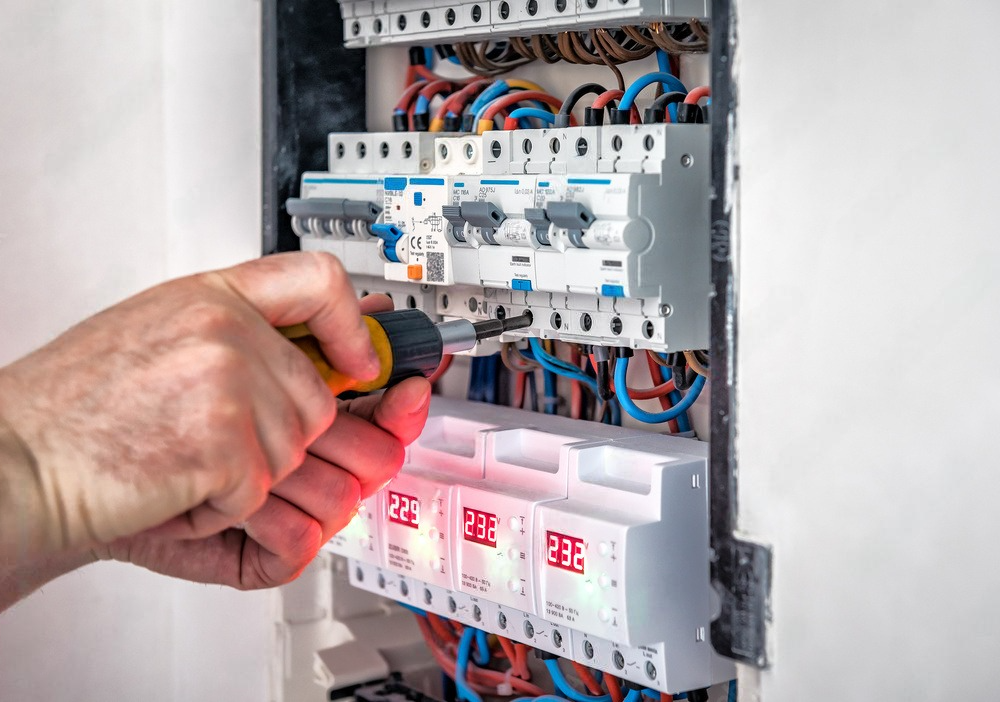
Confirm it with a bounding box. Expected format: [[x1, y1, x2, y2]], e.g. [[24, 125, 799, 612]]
[[736, 0, 1000, 699], [0, 2, 269, 700]]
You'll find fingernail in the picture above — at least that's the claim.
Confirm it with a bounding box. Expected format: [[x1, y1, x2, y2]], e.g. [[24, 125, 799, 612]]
[[365, 350, 381, 378], [409, 386, 432, 414]]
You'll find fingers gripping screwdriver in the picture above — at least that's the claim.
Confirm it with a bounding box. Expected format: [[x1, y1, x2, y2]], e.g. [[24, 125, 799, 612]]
[[280, 309, 533, 395]]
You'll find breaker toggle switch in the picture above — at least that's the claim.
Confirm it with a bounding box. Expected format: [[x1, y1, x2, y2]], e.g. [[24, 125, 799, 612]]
[[459, 201, 507, 246], [371, 223, 405, 263], [546, 202, 596, 249], [285, 197, 381, 223], [441, 205, 468, 243], [524, 208, 553, 247]]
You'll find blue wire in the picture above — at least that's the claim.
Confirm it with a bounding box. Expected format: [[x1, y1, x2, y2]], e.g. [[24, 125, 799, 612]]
[[455, 628, 482, 702], [448, 55, 462, 64], [470, 81, 510, 115], [615, 355, 706, 423], [423, 47, 434, 69], [728, 680, 737, 702], [543, 659, 612, 702], [668, 390, 691, 432], [526, 339, 601, 397], [669, 390, 691, 431], [668, 103, 679, 123], [656, 50, 670, 74], [518, 117, 533, 129], [619, 72, 687, 111], [624, 691, 641, 702], [473, 628, 490, 666], [415, 94, 433, 115], [468, 357, 486, 402], [543, 369, 557, 415], [506, 107, 557, 127], [641, 689, 661, 699], [397, 602, 427, 617]]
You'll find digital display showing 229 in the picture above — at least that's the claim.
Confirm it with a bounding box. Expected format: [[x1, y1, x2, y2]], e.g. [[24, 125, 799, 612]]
[[387, 491, 419, 528], [463, 507, 499, 547]]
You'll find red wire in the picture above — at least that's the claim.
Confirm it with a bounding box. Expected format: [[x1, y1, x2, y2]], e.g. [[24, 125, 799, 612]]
[[569, 346, 583, 420], [645, 351, 679, 433], [514, 371, 527, 409], [480, 91, 564, 124], [514, 643, 531, 680], [590, 90, 641, 124], [589, 353, 675, 400], [592, 89, 623, 109], [418, 79, 457, 105], [395, 80, 427, 112], [415, 616, 545, 696], [436, 79, 493, 122], [427, 613, 458, 645], [571, 661, 605, 696], [606, 675, 625, 702], [684, 85, 711, 104]]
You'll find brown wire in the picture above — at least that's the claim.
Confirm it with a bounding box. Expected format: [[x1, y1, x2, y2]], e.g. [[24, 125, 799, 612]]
[[589, 29, 625, 91], [531, 34, 562, 63]]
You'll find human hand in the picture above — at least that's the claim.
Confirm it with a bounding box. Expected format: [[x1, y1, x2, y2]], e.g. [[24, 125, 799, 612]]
[[89, 373, 429, 589], [0, 252, 419, 565]]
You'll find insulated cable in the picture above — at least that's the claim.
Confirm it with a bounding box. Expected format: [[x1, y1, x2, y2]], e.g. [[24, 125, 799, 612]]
[[615, 355, 706, 423]]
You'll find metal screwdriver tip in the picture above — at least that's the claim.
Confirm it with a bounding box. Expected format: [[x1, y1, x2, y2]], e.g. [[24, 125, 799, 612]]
[[471, 312, 533, 341]]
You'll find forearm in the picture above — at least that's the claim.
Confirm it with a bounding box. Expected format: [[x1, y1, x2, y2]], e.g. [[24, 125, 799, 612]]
[[0, 549, 96, 612]]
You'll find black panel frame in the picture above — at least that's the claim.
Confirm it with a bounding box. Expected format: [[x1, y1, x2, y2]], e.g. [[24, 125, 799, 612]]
[[262, 0, 367, 255]]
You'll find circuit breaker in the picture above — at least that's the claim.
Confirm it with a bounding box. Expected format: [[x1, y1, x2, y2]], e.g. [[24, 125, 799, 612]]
[[291, 123, 710, 352]]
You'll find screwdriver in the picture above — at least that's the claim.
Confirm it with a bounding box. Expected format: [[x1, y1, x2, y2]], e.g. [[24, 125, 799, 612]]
[[280, 308, 533, 395]]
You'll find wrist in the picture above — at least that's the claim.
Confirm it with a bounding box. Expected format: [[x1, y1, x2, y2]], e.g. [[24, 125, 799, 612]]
[[0, 396, 55, 560]]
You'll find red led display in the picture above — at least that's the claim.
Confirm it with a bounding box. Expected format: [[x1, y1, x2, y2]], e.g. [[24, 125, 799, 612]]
[[463, 507, 499, 547], [546, 531, 585, 574], [387, 491, 420, 528]]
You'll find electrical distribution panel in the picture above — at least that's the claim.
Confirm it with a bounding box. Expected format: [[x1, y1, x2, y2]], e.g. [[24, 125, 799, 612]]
[[291, 123, 710, 352], [326, 399, 734, 694], [340, 0, 709, 47]]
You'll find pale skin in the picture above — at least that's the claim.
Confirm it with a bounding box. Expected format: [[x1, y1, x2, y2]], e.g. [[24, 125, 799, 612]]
[[0, 251, 431, 611]]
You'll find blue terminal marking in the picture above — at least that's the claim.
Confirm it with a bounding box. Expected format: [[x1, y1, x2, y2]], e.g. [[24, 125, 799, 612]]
[[511, 279, 533, 291], [414, 192, 423, 206], [303, 177, 379, 185], [480, 179, 520, 186], [601, 284, 625, 297], [383, 177, 407, 191], [538, 181, 550, 187], [454, 182, 465, 187], [410, 177, 445, 185], [568, 178, 612, 185]]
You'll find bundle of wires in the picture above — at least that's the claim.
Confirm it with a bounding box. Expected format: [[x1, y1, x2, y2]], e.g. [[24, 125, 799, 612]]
[[412, 610, 547, 701], [614, 354, 705, 424]]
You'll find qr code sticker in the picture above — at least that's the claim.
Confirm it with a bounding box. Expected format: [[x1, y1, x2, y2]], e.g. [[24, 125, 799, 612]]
[[426, 252, 445, 283]]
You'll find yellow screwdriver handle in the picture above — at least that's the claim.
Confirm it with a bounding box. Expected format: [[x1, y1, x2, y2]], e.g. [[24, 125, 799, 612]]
[[279, 318, 394, 395]]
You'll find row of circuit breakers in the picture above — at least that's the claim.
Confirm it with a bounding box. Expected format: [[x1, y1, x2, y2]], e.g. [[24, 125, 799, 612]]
[[339, 0, 709, 46], [325, 398, 734, 694], [288, 123, 711, 353]]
